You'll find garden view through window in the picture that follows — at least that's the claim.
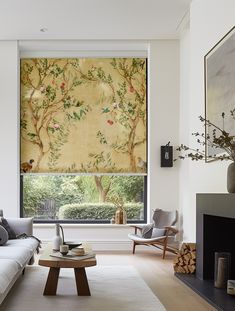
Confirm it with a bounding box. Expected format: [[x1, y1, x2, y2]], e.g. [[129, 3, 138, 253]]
[[21, 175, 146, 223]]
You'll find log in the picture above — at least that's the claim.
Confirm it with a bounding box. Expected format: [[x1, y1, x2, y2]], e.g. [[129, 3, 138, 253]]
[[189, 265, 196, 274], [190, 259, 196, 266], [173, 242, 196, 274]]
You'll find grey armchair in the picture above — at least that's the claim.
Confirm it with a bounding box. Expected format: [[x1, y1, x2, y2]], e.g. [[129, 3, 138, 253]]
[[128, 209, 179, 259]]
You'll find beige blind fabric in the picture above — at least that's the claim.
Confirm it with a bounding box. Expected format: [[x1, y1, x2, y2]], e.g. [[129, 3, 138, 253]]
[[20, 58, 147, 174]]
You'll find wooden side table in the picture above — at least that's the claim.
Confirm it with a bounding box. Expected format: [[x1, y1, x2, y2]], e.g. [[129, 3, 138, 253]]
[[38, 244, 96, 296]]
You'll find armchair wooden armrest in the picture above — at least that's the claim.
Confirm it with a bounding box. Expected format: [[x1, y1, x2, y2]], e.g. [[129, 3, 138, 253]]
[[130, 225, 145, 234]]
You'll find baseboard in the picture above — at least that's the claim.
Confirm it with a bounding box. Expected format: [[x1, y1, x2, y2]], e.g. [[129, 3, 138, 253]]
[[42, 239, 133, 251]]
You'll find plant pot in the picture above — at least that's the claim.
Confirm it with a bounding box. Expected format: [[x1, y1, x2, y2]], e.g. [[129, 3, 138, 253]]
[[227, 162, 235, 193], [115, 207, 127, 224]]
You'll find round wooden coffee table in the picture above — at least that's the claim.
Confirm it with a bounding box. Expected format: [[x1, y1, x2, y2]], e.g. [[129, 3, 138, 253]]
[[38, 244, 96, 296]]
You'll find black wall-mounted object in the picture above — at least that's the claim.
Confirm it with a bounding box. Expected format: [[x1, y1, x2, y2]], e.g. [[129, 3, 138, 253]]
[[161, 142, 173, 167]]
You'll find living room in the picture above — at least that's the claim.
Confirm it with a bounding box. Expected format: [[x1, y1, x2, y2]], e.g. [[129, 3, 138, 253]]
[[0, 0, 234, 310]]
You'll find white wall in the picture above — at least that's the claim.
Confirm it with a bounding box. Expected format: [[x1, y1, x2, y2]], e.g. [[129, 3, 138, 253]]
[[0, 41, 19, 218], [179, 27, 191, 241], [179, 0, 235, 241], [0, 40, 180, 250], [149, 41, 180, 216]]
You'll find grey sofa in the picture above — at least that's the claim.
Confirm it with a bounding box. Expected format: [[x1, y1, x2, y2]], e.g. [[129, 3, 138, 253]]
[[0, 218, 38, 305]]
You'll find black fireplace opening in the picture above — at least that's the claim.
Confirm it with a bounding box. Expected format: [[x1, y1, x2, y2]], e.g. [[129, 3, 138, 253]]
[[203, 214, 235, 280]]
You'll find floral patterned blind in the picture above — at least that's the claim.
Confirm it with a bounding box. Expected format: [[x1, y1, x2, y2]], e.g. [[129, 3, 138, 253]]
[[20, 58, 147, 174]]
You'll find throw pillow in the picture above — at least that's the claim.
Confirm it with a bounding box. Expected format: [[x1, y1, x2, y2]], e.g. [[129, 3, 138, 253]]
[[141, 224, 153, 238], [151, 228, 166, 238], [0, 225, 9, 245], [0, 217, 16, 239]]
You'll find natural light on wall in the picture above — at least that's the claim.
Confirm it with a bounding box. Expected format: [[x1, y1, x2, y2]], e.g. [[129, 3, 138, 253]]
[[20, 57, 147, 223]]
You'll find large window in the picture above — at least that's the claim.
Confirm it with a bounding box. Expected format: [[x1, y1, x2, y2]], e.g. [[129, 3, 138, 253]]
[[20, 57, 147, 223], [21, 175, 147, 223]]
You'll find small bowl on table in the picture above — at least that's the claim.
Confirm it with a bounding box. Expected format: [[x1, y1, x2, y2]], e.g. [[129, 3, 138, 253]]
[[64, 242, 82, 250]]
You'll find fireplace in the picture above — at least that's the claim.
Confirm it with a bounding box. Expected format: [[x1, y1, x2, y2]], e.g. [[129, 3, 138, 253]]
[[176, 194, 235, 311]]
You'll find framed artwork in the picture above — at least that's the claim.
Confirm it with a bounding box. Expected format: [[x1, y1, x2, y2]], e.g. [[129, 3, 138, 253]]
[[20, 58, 147, 173], [204, 26, 235, 162]]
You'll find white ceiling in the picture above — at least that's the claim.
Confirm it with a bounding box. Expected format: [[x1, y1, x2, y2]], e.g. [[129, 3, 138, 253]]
[[0, 0, 191, 40]]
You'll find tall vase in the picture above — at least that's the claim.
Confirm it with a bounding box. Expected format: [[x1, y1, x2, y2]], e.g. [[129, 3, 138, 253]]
[[214, 252, 231, 288], [52, 223, 62, 251], [227, 162, 235, 193], [115, 207, 127, 224]]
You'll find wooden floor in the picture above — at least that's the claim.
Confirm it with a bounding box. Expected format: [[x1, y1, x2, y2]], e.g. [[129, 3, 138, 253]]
[[35, 246, 216, 311], [95, 249, 216, 311]]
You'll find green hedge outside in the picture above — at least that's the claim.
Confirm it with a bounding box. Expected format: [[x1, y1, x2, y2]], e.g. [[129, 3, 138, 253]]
[[58, 202, 144, 220]]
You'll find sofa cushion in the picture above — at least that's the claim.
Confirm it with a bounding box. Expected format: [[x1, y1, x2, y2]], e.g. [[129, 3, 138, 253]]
[[0, 226, 8, 246], [6, 218, 33, 236], [6, 238, 38, 252], [0, 246, 32, 267], [0, 259, 19, 294], [0, 218, 16, 239]]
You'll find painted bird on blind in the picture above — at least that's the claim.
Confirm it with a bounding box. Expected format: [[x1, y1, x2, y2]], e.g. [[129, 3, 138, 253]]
[[137, 157, 147, 172], [21, 159, 34, 173]]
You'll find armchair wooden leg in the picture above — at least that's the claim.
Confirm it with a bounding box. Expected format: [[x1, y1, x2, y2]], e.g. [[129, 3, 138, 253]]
[[162, 238, 167, 259], [162, 247, 166, 259], [132, 241, 137, 254]]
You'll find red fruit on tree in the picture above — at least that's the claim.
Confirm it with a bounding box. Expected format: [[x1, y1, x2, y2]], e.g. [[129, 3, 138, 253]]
[[107, 120, 114, 125]]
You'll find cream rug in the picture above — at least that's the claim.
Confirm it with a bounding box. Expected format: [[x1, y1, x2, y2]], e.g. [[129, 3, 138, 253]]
[[1, 266, 166, 311]]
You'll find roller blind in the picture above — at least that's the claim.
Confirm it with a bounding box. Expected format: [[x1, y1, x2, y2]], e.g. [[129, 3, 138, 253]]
[[20, 58, 147, 174]]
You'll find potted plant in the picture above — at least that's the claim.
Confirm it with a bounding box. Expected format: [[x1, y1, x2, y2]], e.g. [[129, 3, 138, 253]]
[[176, 113, 235, 193]]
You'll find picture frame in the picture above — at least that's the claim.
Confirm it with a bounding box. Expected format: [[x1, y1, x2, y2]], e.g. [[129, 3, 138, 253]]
[[204, 26, 235, 162]]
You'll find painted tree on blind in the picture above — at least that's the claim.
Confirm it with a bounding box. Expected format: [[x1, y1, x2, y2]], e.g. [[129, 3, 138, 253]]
[[21, 59, 90, 172], [76, 58, 147, 173]]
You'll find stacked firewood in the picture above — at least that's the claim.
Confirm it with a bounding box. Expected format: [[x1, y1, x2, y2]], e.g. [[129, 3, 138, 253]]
[[173, 243, 196, 274]]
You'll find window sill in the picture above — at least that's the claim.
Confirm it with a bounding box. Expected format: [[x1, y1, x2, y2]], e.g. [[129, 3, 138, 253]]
[[33, 223, 144, 228]]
